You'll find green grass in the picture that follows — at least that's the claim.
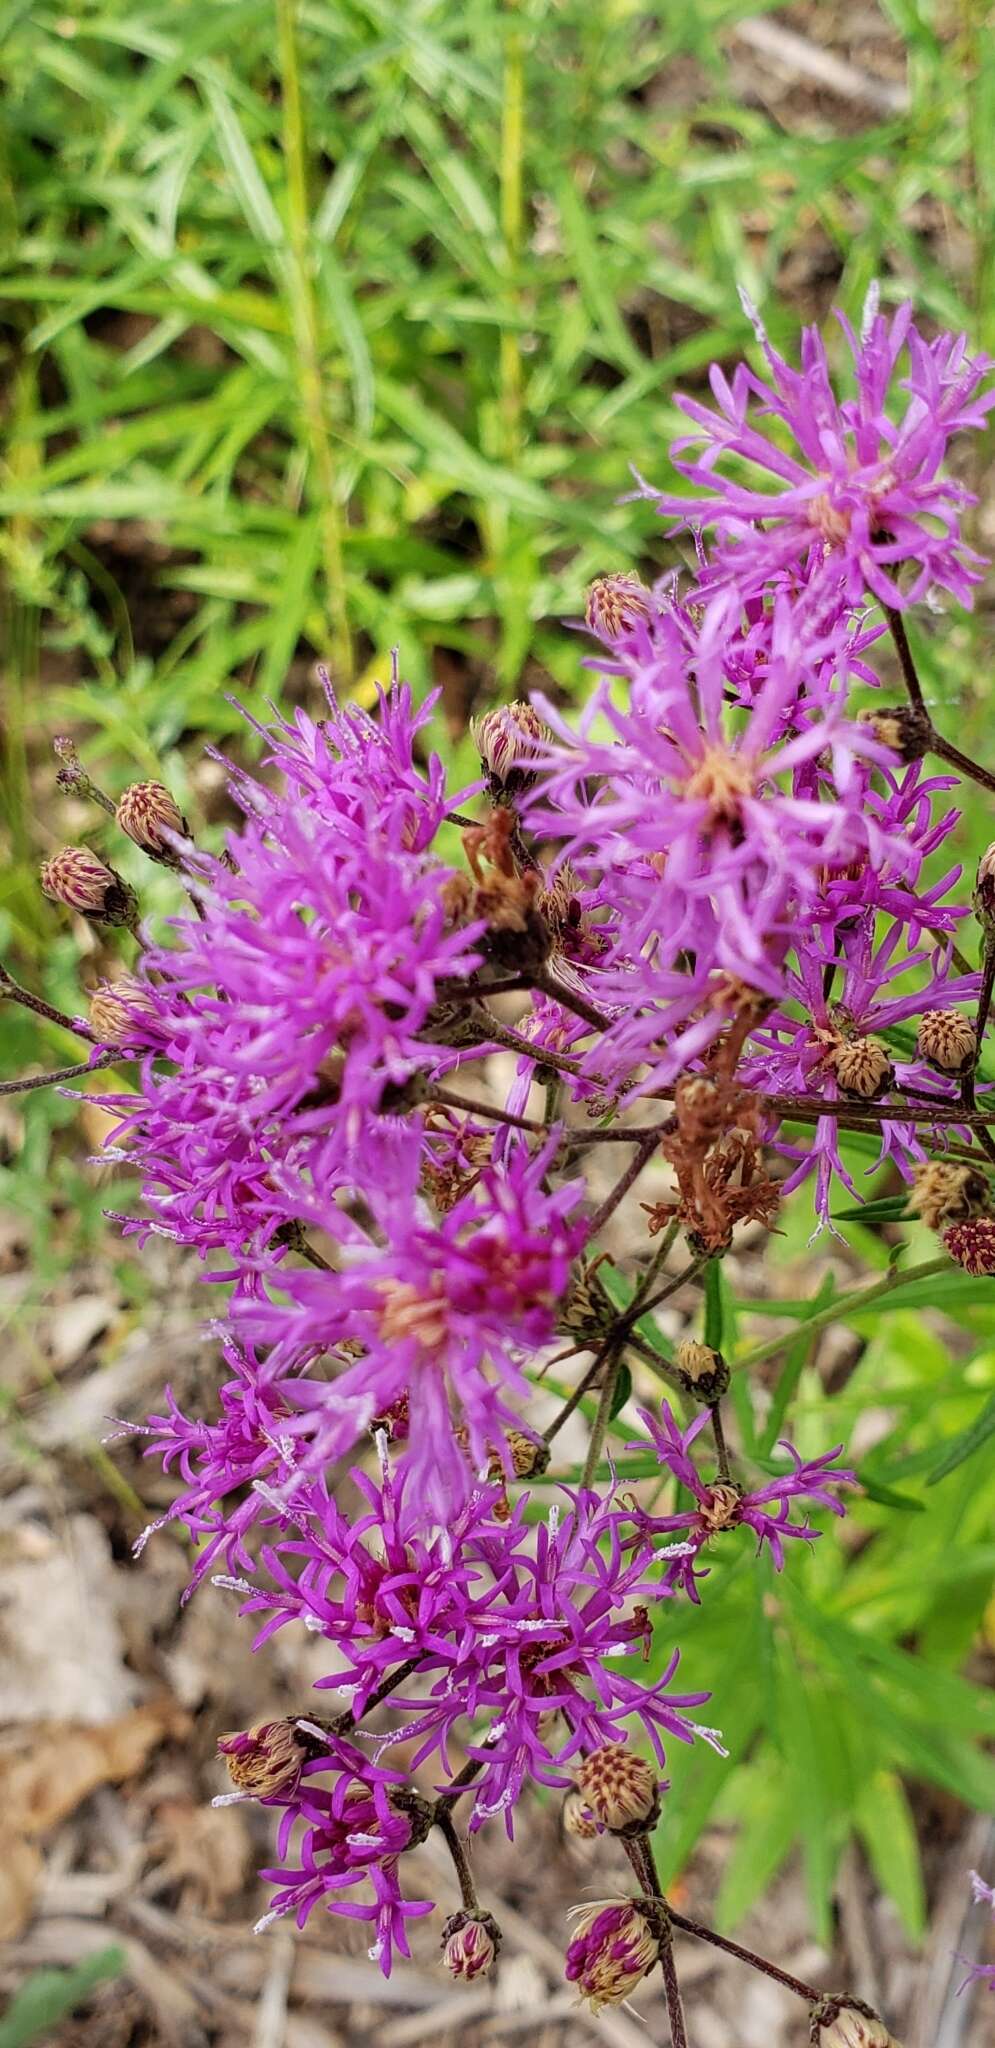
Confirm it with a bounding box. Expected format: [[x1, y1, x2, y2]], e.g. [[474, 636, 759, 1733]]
[[3, 0, 995, 1951]]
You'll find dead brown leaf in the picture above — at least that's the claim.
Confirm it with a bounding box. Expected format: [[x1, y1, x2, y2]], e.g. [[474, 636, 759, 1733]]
[[3, 1698, 191, 1840]]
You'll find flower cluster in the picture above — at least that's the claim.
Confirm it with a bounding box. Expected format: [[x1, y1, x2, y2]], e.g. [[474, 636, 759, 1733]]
[[27, 295, 995, 2039]]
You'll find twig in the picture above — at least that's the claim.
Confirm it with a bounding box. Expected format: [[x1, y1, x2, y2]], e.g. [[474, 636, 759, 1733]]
[[0, 1050, 119, 1095]]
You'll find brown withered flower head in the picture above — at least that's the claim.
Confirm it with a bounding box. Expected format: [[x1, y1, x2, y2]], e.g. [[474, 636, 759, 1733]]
[[907, 1160, 990, 1233]]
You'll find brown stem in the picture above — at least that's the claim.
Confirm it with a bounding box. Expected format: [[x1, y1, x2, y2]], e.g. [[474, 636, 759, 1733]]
[[930, 731, 995, 800], [434, 1803, 480, 1914], [543, 1333, 617, 1445], [632, 1254, 710, 1325], [625, 1838, 688, 2048], [587, 1132, 660, 1238], [0, 1051, 118, 1095], [532, 970, 610, 1032], [0, 963, 96, 1041], [884, 605, 928, 719], [579, 1342, 625, 1488], [325, 1658, 421, 1737], [667, 1908, 823, 2006], [430, 1086, 545, 1133], [710, 1403, 731, 1480]]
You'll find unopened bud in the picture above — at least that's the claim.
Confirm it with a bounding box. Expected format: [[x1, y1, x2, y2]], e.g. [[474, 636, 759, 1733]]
[[585, 574, 652, 640], [943, 1216, 995, 1276], [116, 781, 187, 864], [916, 1008, 976, 1076], [576, 1743, 660, 1836], [565, 1900, 660, 2012], [562, 1788, 600, 1840], [857, 705, 929, 763], [40, 847, 138, 927], [675, 1339, 729, 1402], [833, 1037, 894, 1100], [470, 703, 548, 796], [218, 1719, 304, 1800], [88, 975, 155, 1046], [810, 1996, 901, 2048], [441, 1910, 501, 1981], [908, 1160, 989, 1233], [975, 842, 995, 934]]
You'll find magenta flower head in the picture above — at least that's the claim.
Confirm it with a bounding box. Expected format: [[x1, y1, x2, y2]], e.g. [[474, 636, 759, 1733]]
[[257, 1737, 433, 1976], [565, 1900, 660, 2011], [632, 1403, 856, 1600], [232, 1134, 589, 1524], [646, 290, 994, 609], [102, 681, 483, 1254]]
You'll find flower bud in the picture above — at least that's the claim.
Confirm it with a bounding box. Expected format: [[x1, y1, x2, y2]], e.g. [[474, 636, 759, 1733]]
[[974, 842, 995, 934], [809, 1995, 901, 2048], [908, 1160, 989, 1233], [856, 705, 929, 764], [88, 975, 156, 1046], [116, 781, 187, 865], [916, 1008, 976, 1076], [585, 574, 652, 640], [562, 1788, 600, 1840], [565, 1900, 660, 2012], [675, 1339, 729, 1402], [40, 847, 138, 927], [833, 1037, 893, 1100], [576, 1743, 660, 1836], [943, 1216, 995, 1276], [441, 1910, 501, 1981], [218, 1719, 304, 1800], [470, 704, 548, 796]]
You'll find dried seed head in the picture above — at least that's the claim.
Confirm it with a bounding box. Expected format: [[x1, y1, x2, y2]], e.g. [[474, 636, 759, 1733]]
[[217, 1719, 304, 1800], [943, 1216, 995, 1276], [975, 841, 995, 933], [40, 846, 137, 927], [833, 1037, 894, 1100], [565, 1900, 660, 2012], [506, 1429, 550, 1479], [116, 780, 187, 864], [441, 1910, 502, 1982], [562, 1788, 600, 1840], [856, 705, 930, 763], [907, 1161, 990, 1233], [471, 703, 548, 795], [810, 1996, 902, 2048], [88, 974, 155, 1045], [675, 1339, 729, 1402], [575, 1743, 660, 1835], [915, 1008, 977, 1076], [585, 574, 652, 641]]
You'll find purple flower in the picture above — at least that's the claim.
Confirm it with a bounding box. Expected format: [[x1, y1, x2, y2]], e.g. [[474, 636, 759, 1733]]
[[103, 681, 483, 1256], [257, 1737, 433, 1975], [231, 1134, 588, 1524], [646, 294, 994, 609], [391, 1487, 724, 1833], [632, 1404, 856, 1600]]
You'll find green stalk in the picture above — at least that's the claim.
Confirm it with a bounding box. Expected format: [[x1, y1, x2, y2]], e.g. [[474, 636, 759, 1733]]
[[734, 1255, 953, 1374], [276, 0, 353, 687], [499, 5, 524, 468]]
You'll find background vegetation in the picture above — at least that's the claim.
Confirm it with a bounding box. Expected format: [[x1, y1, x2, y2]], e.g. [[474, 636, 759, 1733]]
[[3, 0, 995, 2018]]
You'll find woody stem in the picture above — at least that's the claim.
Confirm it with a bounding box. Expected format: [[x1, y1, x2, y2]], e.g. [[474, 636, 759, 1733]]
[[434, 1803, 481, 1914]]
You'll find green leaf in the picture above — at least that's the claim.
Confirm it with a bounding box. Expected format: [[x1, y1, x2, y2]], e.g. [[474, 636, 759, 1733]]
[[0, 1949, 126, 2048], [927, 1389, 995, 1484], [855, 1771, 926, 1939], [609, 1361, 633, 1419]]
